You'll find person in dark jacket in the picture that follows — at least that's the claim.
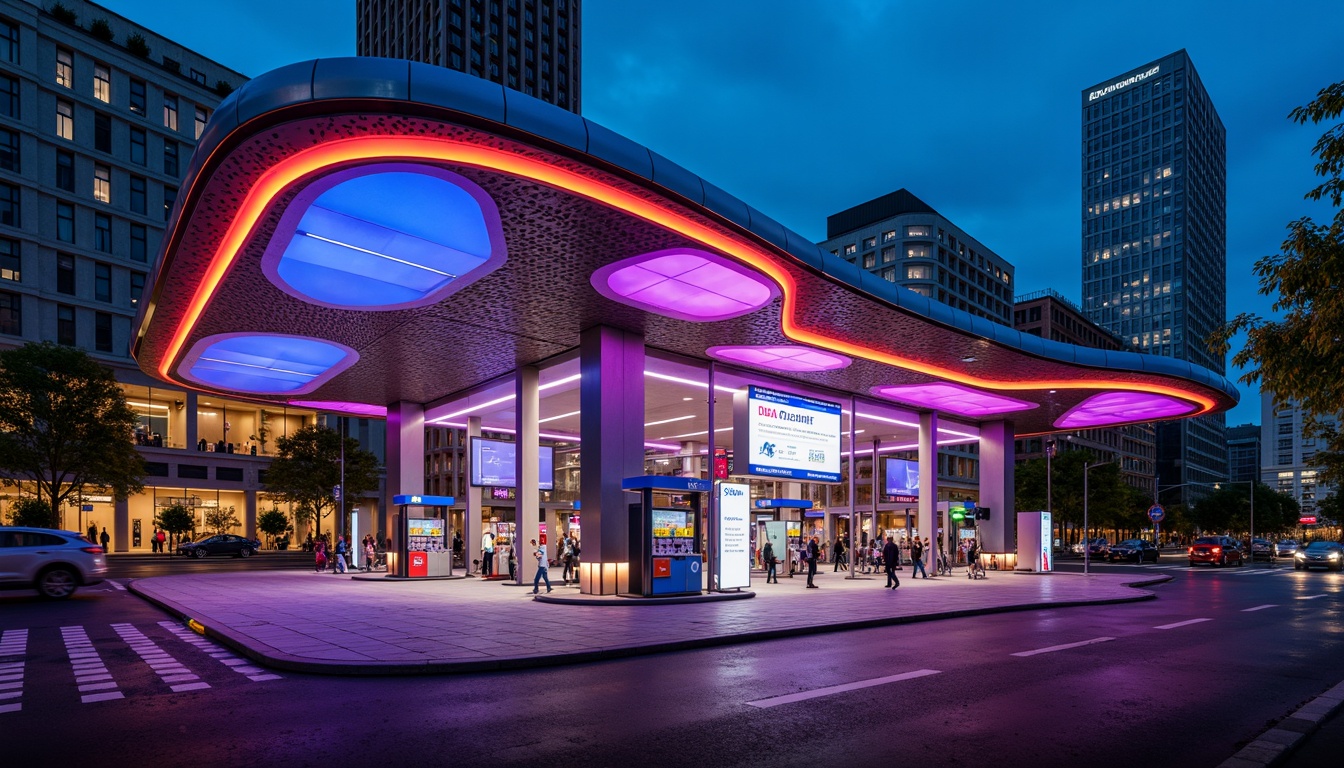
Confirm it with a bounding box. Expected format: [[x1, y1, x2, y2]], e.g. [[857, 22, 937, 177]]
[[833, 537, 847, 572], [806, 537, 820, 588], [883, 536, 901, 589], [762, 541, 778, 583]]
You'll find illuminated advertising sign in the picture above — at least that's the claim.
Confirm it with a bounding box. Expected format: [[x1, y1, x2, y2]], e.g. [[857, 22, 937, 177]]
[[1088, 65, 1160, 101], [735, 386, 841, 482], [469, 437, 554, 490], [407, 519, 444, 537], [1040, 511, 1052, 572], [885, 458, 919, 499], [717, 482, 751, 589]]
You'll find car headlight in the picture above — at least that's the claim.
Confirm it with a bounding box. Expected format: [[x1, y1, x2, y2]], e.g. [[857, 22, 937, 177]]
[[1295, 552, 1306, 559], [1329, 553, 1340, 560]]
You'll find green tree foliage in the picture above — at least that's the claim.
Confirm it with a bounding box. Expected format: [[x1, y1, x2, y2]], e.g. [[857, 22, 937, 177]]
[[257, 508, 290, 545], [1016, 448, 1142, 543], [0, 343, 145, 528], [262, 424, 379, 538], [154, 503, 195, 548], [203, 505, 241, 535], [1189, 483, 1300, 536], [6, 496, 59, 528], [1212, 80, 1344, 485]]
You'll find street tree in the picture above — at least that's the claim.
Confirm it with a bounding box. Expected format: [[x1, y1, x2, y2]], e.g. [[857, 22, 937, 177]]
[[154, 503, 194, 553], [1212, 79, 1344, 485], [262, 424, 379, 539], [5, 496, 58, 528], [1016, 448, 1134, 544], [257, 508, 290, 548], [203, 504, 242, 535], [0, 342, 144, 527], [1189, 483, 1300, 537]]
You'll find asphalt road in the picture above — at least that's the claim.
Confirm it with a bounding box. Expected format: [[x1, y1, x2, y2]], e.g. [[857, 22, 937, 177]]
[[2, 562, 1341, 768]]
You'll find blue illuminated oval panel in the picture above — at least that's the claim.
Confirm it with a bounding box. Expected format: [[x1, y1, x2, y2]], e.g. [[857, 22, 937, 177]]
[[179, 333, 358, 395], [261, 163, 506, 310]]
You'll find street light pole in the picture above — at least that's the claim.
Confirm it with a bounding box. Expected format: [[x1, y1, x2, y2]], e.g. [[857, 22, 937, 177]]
[[1083, 457, 1120, 575], [1045, 439, 1055, 545]]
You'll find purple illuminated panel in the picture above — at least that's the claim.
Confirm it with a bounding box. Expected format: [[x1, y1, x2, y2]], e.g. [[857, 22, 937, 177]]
[[261, 163, 506, 310], [179, 333, 357, 395], [707, 345, 851, 372], [289, 401, 388, 418], [872, 382, 1038, 417], [1054, 391, 1196, 428], [591, 248, 778, 322]]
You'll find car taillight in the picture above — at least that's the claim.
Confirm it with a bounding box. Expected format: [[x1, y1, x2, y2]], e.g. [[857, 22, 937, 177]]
[[1212, 547, 1221, 553], [82, 546, 104, 554], [1187, 548, 1194, 554]]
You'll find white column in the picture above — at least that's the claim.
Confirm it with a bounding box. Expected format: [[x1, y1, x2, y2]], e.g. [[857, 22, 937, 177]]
[[384, 401, 425, 554], [466, 417, 483, 574], [918, 411, 939, 576], [579, 326, 645, 566], [978, 420, 1015, 554], [515, 366, 540, 585]]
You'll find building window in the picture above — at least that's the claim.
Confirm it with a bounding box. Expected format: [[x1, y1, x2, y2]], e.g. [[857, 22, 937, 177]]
[[130, 223, 147, 262], [906, 244, 931, 259], [55, 254, 76, 295], [881, 246, 896, 263], [163, 186, 176, 221], [95, 311, 112, 352], [129, 79, 146, 116], [163, 94, 178, 131], [194, 106, 209, 139], [56, 100, 74, 140], [882, 230, 897, 242], [0, 19, 16, 64], [0, 237, 17, 281], [94, 262, 111, 302], [56, 48, 73, 88], [56, 304, 75, 345], [843, 244, 856, 255], [862, 252, 876, 269], [130, 271, 144, 307], [0, 74, 17, 118], [55, 150, 74, 191], [93, 164, 110, 203], [94, 112, 111, 152], [905, 225, 931, 237], [56, 202, 74, 243], [94, 63, 111, 102], [94, 213, 111, 252], [163, 141, 179, 177], [129, 127, 146, 165], [882, 267, 896, 282], [189, 68, 206, 86], [863, 237, 876, 249], [0, 182, 17, 227], [129, 176, 146, 214], [0, 127, 17, 172], [907, 264, 932, 280]]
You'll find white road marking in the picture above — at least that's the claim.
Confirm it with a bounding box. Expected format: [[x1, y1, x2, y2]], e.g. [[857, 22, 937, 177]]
[[1011, 637, 1116, 657], [61, 626, 123, 704], [1242, 604, 1278, 612], [746, 669, 940, 708], [109, 581, 127, 591], [1297, 594, 1330, 600], [112, 624, 209, 694], [1155, 618, 1213, 630], [157, 621, 281, 683]]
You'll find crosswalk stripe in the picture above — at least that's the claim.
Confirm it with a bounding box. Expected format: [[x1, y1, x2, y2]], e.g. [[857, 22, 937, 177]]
[[157, 621, 281, 683], [60, 626, 122, 704], [111, 624, 209, 694]]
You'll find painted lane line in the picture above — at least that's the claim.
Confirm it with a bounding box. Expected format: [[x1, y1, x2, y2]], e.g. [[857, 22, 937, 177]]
[[1242, 604, 1278, 612], [61, 626, 122, 704], [110, 581, 126, 591], [111, 624, 209, 694], [157, 621, 281, 682], [0, 629, 27, 715], [1011, 637, 1116, 657], [1297, 594, 1330, 601], [746, 669, 941, 709], [1154, 618, 1213, 630]]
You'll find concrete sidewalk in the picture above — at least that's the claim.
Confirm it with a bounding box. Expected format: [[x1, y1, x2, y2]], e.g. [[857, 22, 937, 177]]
[[128, 568, 1170, 676]]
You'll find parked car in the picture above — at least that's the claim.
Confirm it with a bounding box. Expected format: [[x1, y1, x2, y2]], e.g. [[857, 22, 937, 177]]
[[1247, 538, 1275, 562], [176, 533, 262, 559], [1189, 536, 1245, 567], [1276, 539, 1300, 558], [1293, 541, 1344, 572], [1108, 539, 1160, 563], [0, 526, 107, 599], [1072, 538, 1110, 557]]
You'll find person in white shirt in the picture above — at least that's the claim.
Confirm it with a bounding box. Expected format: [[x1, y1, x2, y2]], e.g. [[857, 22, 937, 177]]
[[481, 532, 495, 577], [530, 538, 552, 594]]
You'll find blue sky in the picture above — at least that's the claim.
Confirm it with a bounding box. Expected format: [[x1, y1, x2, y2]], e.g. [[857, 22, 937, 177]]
[[101, 0, 1344, 426]]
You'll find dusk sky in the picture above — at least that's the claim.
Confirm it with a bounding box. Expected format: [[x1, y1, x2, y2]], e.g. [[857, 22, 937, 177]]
[[100, 0, 1344, 427]]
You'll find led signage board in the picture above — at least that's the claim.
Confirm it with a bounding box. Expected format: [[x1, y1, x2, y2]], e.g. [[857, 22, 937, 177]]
[[734, 385, 841, 482], [469, 438, 554, 489], [717, 482, 751, 589], [885, 458, 919, 497]]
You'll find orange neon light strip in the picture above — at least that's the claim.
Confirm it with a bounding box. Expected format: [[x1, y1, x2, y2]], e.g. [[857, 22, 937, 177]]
[[160, 134, 1217, 416]]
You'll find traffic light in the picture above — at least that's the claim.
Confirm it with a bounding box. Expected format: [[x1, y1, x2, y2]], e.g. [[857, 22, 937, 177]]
[[975, 508, 991, 521], [951, 508, 966, 521]]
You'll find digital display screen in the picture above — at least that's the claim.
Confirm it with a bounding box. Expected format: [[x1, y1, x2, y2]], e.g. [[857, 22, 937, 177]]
[[651, 508, 693, 538], [470, 438, 554, 490], [885, 458, 919, 497], [736, 385, 841, 482]]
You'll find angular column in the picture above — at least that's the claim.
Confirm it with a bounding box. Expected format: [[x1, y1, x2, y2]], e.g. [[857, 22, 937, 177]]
[[466, 417, 483, 575], [244, 489, 258, 541], [579, 326, 645, 567], [385, 401, 425, 553], [978, 420, 1015, 554], [515, 366, 541, 585], [114, 497, 129, 553], [185, 391, 198, 451], [917, 411, 939, 577]]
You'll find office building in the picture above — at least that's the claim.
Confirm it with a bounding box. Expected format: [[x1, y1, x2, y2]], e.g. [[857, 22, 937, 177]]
[[1080, 50, 1228, 503], [1226, 423, 1260, 485], [1262, 394, 1335, 518], [356, 0, 581, 113]]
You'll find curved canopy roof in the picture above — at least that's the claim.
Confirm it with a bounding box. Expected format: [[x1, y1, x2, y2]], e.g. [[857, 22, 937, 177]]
[[132, 57, 1238, 435]]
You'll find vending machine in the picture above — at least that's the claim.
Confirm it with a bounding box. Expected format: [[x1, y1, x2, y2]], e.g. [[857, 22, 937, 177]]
[[622, 476, 710, 597]]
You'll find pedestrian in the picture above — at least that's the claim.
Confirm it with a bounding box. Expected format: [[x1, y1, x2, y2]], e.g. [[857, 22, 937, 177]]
[[923, 538, 933, 578], [883, 536, 900, 589], [364, 536, 375, 572], [481, 531, 495, 577], [763, 540, 778, 583], [530, 538, 552, 594], [334, 535, 348, 573], [87, 523, 98, 544], [833, 536, 847, 572], [806, 537, 820, 588], [156, 527, 166, 554], [314, 538, 327, 572], [99, 527, 110, 553], [911, 537, 928, 579], [561, 533, 575, 584], [452, 530, 464, 566]]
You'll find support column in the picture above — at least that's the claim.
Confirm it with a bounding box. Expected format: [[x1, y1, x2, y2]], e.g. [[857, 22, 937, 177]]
[[185, 391, 198, 451], [918, 412, 939, 577], [244, 489, 258, 541], [385, 401, 425, 554], [579, 326, 645, 568], [978, 420, 1015, 554], [515, 366, 540, 585], [114, 497, 129, 553], [466, 417, 483, 575], [680, 441, 700, 479]]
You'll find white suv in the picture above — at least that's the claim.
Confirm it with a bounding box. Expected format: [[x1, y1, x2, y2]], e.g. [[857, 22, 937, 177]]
[[0, 527, 108, 599]]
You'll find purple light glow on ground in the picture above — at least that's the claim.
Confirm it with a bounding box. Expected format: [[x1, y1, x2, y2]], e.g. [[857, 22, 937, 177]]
[[1054, 391, 1196, 428], [872, 382, 1038, 417], [289, 401, 388, 417], [591, 248, 777, 322], [707, 345, 851, 372]]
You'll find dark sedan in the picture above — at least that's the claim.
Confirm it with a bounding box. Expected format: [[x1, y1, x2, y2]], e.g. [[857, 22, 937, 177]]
[[1188, 536, 1244, 567], [1108, 539, 1159, 563], [1293, 541, 1344, 572], [177, 534, 262, 559]]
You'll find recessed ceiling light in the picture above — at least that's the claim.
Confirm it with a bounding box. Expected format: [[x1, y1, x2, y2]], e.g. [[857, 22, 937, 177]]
[[961, 356, 977, 363], [682, 397, 693, 401]]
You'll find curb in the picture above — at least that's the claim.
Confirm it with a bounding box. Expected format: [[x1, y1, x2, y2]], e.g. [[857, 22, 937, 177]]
[[1218, 679, 1344, 767], [127, 573, 1170, 678]]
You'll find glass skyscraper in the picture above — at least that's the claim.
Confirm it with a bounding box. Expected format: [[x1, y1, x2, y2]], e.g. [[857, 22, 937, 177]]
[[1080, 50, 1227, 504]]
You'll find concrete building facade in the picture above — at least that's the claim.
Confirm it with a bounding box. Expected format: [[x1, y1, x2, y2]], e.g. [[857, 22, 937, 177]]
[[1261, 393, 1336, 519], [1226, 423, 1260, 485]]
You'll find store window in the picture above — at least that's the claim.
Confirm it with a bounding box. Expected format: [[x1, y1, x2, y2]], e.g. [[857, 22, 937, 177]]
[[56, 99, 74, 140], [56, 304, 75, 345], [94, 63, 111, 102], [0, 237, 17, 281], [56, 202, 74, 243], [0, 289, 18, 336], [55, 47, 73, 88], [93, 164, 110, 203]]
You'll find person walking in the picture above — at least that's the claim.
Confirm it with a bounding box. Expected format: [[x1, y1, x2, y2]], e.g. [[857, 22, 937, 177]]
[[99, 527, 111, 553], [481, 531, 495, 577], [763, 540, 778, 583], [560, 534, 575, 585], [806, 537, 820, 588], [364, 536, 375, 572], [833, 537, 847, 572], [314, 537, 327, 572], [452, 530, 464, 567], [883, 536, 901, 589], [156, 527, 166, 554], [87, 524, 98, 544], [530, 538, 552, 594], [911, 537, 928, 579], [333, 535, 348, 574]]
